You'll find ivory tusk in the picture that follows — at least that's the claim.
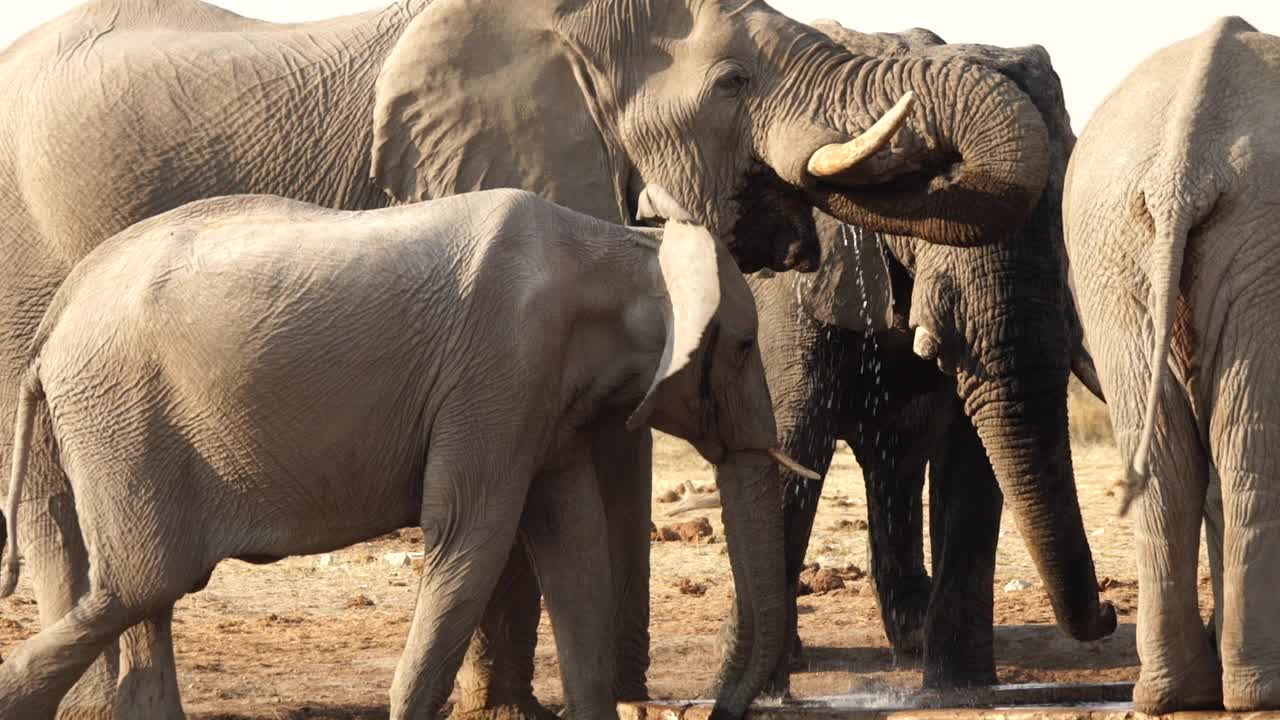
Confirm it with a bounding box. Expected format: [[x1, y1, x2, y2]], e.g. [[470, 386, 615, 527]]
[[913, 325, 941, 360], [807, 92, 916, 178], [768, 448, 821, 480]]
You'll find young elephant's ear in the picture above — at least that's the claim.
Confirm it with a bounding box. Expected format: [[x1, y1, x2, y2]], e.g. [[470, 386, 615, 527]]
[[371, 0, 630, 222], [799, 213, 895, 331], [625, 221, 722, 431]]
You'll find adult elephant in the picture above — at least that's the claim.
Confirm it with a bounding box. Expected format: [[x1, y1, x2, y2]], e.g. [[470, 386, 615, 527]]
[[685, 24, 1115, 692], [1064, 16, 1280, 713], [0, 1, 1053, 717]]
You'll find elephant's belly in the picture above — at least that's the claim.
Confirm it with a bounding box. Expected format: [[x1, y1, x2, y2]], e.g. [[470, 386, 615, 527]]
[[213, 471, 422, 563]]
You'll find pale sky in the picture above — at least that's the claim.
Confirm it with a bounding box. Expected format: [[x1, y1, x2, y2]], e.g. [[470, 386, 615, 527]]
[[3, 1, 1278, 132]]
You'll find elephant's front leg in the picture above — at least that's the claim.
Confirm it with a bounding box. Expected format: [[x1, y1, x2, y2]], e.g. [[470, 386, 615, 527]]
[[848, 390, 949, 659], [523, 445, 619, 719], [921, 412, 1002, 688], [391, 441, 535, 720], [589, 421, 653, 701]]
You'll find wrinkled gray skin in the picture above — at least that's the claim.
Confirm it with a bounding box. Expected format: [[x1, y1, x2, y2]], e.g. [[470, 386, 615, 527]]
[[0, 190, 790, 720], [1064, 17, 1280, 713], [702, 23, 1115, 693], [0, 1, 1054, 717]]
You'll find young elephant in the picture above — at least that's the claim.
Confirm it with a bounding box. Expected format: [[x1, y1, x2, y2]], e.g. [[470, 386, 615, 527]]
[[0, 189, 801, 720]]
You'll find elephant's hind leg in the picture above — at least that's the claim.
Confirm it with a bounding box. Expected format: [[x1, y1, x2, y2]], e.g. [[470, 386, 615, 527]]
[[0, 590, 140, 720], [15, 427, 121, 720], [1123, 380, 1219, 713], [1209, 306, 1280, 710], [114, 608, 183, 720], [922, 415, 1001, 688]]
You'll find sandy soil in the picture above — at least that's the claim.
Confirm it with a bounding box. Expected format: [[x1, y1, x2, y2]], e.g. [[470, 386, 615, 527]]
[[0, 427, 1214, 719]]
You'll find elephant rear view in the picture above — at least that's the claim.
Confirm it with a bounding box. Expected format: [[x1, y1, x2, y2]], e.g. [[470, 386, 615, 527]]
[[1065, 16, 1280, 713], [0, 189, 804, 720]]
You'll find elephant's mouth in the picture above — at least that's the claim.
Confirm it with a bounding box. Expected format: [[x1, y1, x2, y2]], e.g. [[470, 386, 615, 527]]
[[627, 164, 822, 274], [727, 163, 822, 274]]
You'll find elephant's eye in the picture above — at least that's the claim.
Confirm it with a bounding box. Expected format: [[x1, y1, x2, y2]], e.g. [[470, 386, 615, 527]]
[[712, 64, 751, 98]]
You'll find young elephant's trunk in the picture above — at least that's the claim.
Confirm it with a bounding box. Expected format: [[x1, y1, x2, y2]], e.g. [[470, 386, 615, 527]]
[[708, 452, 787, 719]]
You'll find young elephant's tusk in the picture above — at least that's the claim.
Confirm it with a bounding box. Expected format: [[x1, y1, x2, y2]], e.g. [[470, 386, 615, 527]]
[[768, 447, 821, 480]]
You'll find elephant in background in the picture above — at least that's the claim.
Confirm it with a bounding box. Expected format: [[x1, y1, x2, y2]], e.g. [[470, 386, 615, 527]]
[[0, 189, 805, 720], [1064, 16, 1280, 713], [0, 2, 1059, 712], [0, 1, 1055, 716], [689, 24, 1115, 692]]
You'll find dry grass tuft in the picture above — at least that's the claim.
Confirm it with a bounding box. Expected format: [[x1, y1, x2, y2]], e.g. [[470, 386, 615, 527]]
[[1067, 376, 1114, 446]]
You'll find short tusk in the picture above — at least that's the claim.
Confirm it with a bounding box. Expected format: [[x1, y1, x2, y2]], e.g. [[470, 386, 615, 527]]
[[768, 448, 821, 480], [807, 92, 916, 178], [913, 326, 940, 360]]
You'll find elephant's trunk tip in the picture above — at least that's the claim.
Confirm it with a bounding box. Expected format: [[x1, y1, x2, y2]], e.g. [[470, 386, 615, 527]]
[[1064, 599, 1118, 642]]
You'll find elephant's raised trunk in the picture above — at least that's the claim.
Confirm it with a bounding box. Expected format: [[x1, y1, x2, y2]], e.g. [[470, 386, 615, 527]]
[[708, 452, 787, 719], [965, 376, 1116, 643], [799, 54, 1051, 247]]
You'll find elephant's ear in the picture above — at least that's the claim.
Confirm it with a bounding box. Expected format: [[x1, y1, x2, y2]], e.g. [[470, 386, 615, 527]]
[[371, 0, 630, 222], [625, 221, 722, 431], [800, 214, 895, 331]]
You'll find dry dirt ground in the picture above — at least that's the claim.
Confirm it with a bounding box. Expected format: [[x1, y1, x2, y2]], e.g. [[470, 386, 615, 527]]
[[0, 391, 1214, 718]]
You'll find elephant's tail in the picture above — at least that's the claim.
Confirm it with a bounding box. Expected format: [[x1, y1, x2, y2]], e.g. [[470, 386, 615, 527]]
[[1, 366, 43, 598], [1117, 212, 1190, 517]]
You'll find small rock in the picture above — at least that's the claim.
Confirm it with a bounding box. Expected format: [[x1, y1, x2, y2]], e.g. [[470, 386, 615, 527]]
[[674, 578, 707, 596], [1092, 528, 1105, 536], [653, 516, 713, 543], [317, 553, 335, 567], [384, 551, 424, 568], [798, 567, 845, 595], [656, 489, 681, 503], [852, 518, 869, 531], [344, 594, 375, 609], [1098, 577, 1136, 591], [1003, 579, 1033, 593]]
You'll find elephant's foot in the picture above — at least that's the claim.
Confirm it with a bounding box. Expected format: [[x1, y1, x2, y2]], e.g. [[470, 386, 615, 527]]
[[922, 665, 997, 690], [447, 700, 559, 720], [1222, 667, 1280, 711], [880, 579, 930, 658], [1132, 658, 1223, 714]]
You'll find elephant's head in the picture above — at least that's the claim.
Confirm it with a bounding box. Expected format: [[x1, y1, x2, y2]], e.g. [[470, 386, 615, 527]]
[[371, 0, 1052, 274], [794, 30, 1116, 650], [619, 215, 812, 717]]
